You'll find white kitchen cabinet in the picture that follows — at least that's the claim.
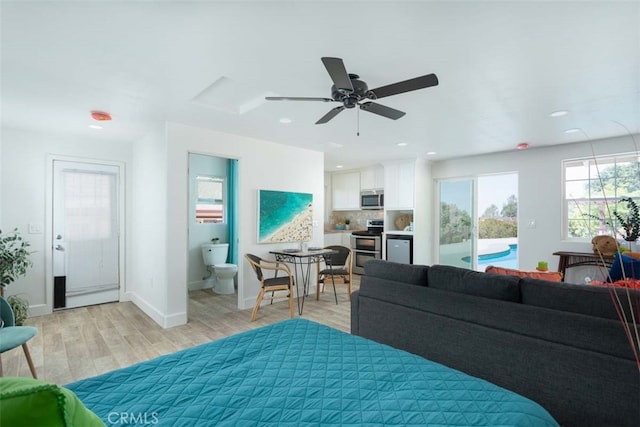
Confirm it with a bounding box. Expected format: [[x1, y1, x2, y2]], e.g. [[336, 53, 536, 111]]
[[360, 166, 384, 190], [324, 232, 352, 247], [384, 161, 415, 209], [324, 232, 342, 246], [341, 231, 352, 247], [332, 172, 360, 210]]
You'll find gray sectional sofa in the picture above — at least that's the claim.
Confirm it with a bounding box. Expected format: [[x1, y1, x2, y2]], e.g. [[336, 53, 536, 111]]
[[351, 259, 640, 427]]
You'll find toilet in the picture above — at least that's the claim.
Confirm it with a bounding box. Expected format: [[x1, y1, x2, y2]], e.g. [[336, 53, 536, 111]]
[[201, 243, 237, 295]]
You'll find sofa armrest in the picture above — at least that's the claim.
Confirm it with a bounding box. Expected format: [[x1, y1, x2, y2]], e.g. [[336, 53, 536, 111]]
[[350, 289, 360, 334]]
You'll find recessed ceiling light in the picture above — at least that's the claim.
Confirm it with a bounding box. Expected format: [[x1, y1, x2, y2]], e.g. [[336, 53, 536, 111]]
[[426, 151, 436, 156], [549, 110, 568, 117], [88, 125, 103, 130], [279, 117, 292, 124], [336, 165, 344, 169], [564, 128, 580, 134], [397, 142, 408, 147]]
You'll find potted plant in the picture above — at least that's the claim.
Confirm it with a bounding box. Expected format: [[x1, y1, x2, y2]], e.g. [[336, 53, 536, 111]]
[[0, 228, 33, 325], [344, 218, 351, 230], [613, 197, 640, 243]]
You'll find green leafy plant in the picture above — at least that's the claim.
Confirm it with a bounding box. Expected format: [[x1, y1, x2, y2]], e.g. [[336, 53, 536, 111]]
[[0, 228, 33, 289], [586, 197, 640, 242], [6, 294, 29, 326], [1, 229, 33, 325], [612, 197, 640, 242]]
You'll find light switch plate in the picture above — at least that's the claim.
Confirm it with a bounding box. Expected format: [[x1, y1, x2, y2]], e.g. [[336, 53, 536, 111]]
[[28, 223, 43, 234]]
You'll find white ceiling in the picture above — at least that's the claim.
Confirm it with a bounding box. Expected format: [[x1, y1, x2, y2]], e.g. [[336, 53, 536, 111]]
[[2, 1, 639, 171]]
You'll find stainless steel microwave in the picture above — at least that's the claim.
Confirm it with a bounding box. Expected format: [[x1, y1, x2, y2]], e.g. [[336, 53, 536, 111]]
[[360, 191, 384, 209]]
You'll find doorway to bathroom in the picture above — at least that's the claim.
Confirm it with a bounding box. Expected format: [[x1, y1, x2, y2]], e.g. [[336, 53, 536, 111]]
[[187, 153, 238, 302]]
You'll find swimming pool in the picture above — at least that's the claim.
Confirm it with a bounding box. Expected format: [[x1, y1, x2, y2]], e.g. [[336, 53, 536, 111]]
[[461, 243, 518, 269]]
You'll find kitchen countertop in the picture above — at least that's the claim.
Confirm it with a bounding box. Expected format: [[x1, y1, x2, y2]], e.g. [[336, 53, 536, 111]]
[[324, 228, 364, 234]]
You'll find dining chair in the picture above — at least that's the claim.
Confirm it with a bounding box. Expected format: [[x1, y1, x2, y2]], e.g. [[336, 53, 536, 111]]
[[316, 245, 353, 302], [0, 296, 38, 378], [245, 254, 295, 321]]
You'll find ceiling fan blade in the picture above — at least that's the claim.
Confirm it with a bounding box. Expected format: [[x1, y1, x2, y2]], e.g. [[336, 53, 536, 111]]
[[316, 106, 345, 124], [360, 102, 406, 120], [321, 57, 354, 93], [265, 96, 335, 102], [369, 73, 439, 99]]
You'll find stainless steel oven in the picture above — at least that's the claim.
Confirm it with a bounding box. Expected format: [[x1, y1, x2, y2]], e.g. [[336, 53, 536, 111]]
[[352, 249, 381, 274], [351, 235, 382, 252], [351, 219, 383, 274]]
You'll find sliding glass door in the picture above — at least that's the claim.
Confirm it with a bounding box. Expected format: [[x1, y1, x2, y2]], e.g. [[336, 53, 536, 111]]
[[437, 174, 519, 271], [437, 179, 474, 268]]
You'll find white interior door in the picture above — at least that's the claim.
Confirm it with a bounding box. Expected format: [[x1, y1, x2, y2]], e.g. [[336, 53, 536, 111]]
[[53, 160, 120, 309]]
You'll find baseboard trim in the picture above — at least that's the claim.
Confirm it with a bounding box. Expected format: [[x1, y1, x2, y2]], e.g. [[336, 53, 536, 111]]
[[129, 292, 187, 329], [28, 303, 50, 318], [188, 280, 213, 292]]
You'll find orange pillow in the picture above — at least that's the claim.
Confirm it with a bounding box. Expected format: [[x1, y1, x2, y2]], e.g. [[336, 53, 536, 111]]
[[485, 265, 563, 282], [624, 251, 640, 260]]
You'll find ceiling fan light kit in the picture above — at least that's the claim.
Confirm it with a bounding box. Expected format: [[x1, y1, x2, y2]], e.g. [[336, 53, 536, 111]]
[[266, 57, 438, 125]]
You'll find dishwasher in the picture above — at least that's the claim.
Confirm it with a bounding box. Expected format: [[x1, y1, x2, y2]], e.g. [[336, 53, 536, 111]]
[[386, 234, 413, 264]]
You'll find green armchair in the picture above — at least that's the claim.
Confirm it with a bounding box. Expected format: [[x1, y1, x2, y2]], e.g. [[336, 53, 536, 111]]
[[0, 296, 38, 378]]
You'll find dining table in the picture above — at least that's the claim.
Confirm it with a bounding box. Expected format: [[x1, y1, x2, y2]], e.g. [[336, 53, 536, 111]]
[[269, 247, 337, 315]]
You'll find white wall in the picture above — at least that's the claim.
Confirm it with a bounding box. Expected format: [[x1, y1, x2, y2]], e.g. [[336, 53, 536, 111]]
[[166, 123, 325, 314], [430, 134, 640, 276], [0, 127, 132, 316], [128, 126, 170, 326]]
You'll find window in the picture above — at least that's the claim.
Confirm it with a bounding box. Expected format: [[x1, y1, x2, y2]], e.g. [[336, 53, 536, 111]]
[[195, 176, 224, 224], [563, 153, 640, 239]]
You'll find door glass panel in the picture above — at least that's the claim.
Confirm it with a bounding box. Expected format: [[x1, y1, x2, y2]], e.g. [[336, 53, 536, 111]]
[[438, 180, 474, 268], [477, 174, 519, 271]]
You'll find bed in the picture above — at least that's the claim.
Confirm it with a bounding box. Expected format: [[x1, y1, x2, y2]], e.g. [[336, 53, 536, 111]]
[[67, 319, 558, 426]]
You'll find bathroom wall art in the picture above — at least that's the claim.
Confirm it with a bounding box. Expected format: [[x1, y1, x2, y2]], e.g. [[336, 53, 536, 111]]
[[258, 189, 313, 243]]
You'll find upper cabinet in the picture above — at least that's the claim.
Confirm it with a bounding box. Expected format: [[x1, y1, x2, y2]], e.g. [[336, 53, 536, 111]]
[[332, 171, 361, 210], [384, 161, 415, 209], [360, 165, 384, 190]]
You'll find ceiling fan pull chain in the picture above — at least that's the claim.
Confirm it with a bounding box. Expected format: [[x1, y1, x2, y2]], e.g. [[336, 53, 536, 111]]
[[357, 107, 360, 136]]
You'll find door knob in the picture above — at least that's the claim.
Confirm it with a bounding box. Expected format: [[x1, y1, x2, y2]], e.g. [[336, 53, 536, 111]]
[[55, 245, 65, 251]]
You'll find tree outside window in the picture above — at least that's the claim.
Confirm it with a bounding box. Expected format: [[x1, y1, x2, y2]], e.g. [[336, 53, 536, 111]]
[[564, 154, 640, 239]]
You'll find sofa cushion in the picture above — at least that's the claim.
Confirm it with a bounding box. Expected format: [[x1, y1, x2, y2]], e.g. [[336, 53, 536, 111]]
[[428, 264, 521, 302], [520, 277, 639, 320], [485, 265, 563, 282], [363, 259, 429, 286]]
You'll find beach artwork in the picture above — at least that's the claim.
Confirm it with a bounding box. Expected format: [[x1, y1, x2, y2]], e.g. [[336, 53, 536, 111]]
[[258, 190, 313, 243]]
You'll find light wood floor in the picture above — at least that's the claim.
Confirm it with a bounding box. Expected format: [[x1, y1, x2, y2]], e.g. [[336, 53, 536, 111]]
[[1, 278, 359, 385]]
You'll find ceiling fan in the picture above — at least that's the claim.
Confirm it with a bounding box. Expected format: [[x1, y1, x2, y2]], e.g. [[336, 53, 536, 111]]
[[265, 57, 438, 125]]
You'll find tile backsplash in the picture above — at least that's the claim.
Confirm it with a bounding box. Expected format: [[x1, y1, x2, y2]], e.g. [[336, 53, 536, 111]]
[[329, 210, 384, 229]]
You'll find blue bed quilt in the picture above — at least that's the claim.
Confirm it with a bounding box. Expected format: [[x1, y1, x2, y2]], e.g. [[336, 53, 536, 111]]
[[67, 318, 558, 426]]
